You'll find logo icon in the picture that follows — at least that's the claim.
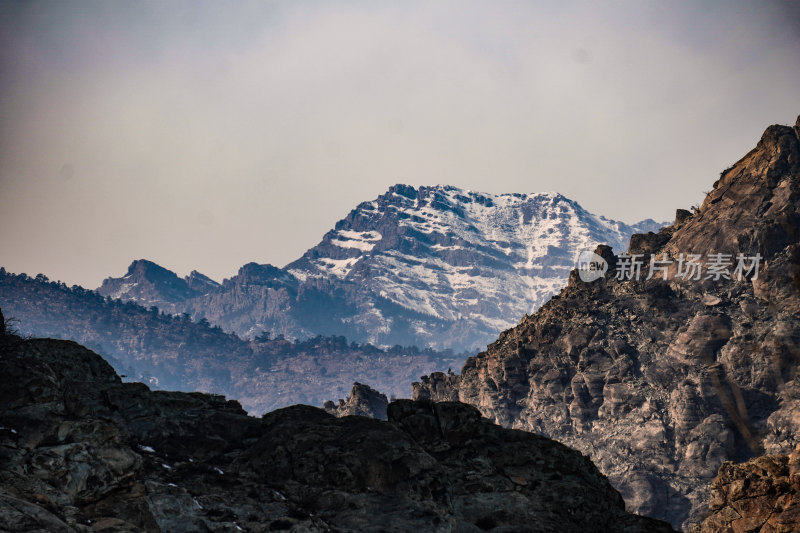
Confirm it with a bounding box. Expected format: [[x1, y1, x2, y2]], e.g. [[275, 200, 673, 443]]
[[576, 250, 608, 282]]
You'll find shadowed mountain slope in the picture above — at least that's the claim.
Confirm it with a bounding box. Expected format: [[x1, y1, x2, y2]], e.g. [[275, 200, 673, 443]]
[[0, 330, 674, 532], [414, 115, 800, 529]]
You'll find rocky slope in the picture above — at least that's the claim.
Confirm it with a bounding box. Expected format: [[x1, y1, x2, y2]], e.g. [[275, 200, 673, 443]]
[[691, 444, 800, 532], [0, 332, 675, 532], [413, 115, 800, 530], [98, 186, 662, 351], [0, 276, 462, 414]]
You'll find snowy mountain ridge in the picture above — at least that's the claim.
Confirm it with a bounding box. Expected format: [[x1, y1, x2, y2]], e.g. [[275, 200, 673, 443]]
[[286, 184, 662, 336], [99, 184, 664, 351]]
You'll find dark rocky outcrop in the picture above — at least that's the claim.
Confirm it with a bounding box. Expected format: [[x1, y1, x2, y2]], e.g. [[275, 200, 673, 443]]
[[0, 333, 674, 532], [324, 382, 389, 419], [413, 371, 461, 402], [674, 209, 693, 229], [691, 444, 800, 532], [414, 115, 800, 530], [628, 228, 673, 256]]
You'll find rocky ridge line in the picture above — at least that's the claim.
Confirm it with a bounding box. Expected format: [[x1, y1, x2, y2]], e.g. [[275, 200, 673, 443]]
[[0, 328, 674, 532]]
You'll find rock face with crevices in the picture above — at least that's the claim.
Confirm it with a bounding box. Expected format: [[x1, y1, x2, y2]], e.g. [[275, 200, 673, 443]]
[[0, 329, 674, 532], [414, 116, 800, 530], [691, 444, 800, 532]]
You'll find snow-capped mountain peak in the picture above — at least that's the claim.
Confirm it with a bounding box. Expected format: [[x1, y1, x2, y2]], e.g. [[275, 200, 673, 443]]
[[99, 184, 664, 351], [285, 184, 663, 347]]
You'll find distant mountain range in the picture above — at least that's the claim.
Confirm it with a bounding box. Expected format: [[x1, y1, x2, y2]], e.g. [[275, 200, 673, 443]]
[[98, 185, 664, 351], [0, 270, 462, 414]]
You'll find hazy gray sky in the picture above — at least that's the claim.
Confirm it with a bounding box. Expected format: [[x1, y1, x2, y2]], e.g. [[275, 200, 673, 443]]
[[1, 1, 799, 288]]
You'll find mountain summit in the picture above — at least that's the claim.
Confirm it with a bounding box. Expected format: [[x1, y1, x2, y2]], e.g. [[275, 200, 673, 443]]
[[287, 184, 661, 333], [98, 186, 662, 351], [98, 259, 219, 308]]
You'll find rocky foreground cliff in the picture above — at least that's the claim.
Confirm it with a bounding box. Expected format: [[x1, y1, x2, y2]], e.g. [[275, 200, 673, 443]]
[[0, 328, 674, 532], [414, 116, 800, 530]]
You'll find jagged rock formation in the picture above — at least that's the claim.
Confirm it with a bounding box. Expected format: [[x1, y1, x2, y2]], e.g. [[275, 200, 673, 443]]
[[98, 259, 219, 308], [324, 382, 389, 419], [0, 333, 674, 532], [691, 444, 800, 532], [97, 186, 663, 351], [414, 371, 461, 403], [414, 116, 800, 529]]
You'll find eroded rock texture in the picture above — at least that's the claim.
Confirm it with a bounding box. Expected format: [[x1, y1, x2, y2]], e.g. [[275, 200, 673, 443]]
[[414, 116, 800, 530], [691, 444, 800, 532], [0, 333, 673, 532]]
